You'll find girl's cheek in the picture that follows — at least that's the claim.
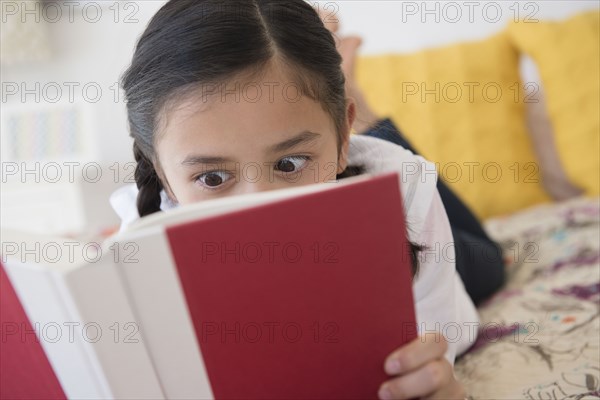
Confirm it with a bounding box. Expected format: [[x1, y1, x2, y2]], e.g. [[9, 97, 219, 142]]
[[285, 160, 330, 185], [315, 157, 340, 183]]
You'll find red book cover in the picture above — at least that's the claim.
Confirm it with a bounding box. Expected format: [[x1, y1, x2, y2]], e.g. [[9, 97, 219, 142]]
[[0, 263, 66, 400], [166, 172, 418, 399]]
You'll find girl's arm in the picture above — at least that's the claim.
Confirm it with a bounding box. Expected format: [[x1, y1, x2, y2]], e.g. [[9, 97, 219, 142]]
[[378, 190, 478, 399], [413, 190, 480, 363]]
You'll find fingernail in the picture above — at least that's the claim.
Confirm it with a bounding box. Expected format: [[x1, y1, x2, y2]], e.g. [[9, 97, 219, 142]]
[[378, 386, 393, 400], [385, 359, 401, 375]]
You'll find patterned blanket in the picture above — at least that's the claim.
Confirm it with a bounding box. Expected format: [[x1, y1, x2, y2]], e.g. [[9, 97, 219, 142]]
[[455, 196, 600, 399]]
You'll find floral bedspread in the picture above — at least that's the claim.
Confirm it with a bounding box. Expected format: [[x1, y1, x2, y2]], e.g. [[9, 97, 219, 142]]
[[454, 196, 600, 399]]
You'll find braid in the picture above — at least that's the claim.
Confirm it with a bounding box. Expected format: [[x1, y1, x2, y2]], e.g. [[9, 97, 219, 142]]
[[133, 141, 163, 217]]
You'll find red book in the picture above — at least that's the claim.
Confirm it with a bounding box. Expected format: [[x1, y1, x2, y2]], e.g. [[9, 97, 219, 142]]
[[1, 172, 417, 399], [165, 171, 417, 399]]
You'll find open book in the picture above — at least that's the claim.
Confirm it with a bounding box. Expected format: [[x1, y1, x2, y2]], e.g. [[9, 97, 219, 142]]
[[1, 172, 418, 399]]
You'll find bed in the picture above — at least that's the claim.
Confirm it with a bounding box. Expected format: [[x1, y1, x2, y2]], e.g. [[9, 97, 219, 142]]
[[455, 196, 600, 399]]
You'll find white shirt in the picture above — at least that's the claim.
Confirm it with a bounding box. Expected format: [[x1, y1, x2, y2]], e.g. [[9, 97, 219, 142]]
[[110, 134, 479, 364]]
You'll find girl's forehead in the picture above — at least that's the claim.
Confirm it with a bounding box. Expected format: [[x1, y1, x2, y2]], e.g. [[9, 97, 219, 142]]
[[157, 62, 334, 142], [156, 92, 334, 157], [154, 84, 337, 168], [158, 63, 290, 120], [195, 61, 309, 107]]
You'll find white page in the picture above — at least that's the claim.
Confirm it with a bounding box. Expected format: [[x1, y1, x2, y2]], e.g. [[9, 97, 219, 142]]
[[59, 254, 165, 399], [1, 230, 164, 398], [3, 261, 110, 399]]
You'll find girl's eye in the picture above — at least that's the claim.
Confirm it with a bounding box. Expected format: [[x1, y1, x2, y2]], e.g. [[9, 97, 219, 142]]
[[196, 171, 232, 189], [274, 156, 310, 173]]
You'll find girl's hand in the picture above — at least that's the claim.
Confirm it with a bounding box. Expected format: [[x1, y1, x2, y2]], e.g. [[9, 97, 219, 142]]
[[378, 333, 466, 400]]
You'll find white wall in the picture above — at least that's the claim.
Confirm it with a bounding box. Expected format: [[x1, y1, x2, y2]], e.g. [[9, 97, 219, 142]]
[[1, 1, 166, 234], [333, 1, 599, 54], [2, 1, 166, 163]]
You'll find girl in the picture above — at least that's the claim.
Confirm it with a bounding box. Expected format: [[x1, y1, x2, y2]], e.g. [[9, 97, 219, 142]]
[[111, 1, 480, 398]]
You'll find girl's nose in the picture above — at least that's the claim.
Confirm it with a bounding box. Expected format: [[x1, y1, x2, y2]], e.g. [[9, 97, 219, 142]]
[[236, 174, 281, 195]]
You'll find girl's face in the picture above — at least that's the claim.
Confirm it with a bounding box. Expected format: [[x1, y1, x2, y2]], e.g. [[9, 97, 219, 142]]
[[155, 62, 355, 205]]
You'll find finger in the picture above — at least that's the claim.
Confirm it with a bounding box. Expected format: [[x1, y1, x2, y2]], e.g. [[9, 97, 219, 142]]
[[384, 333, 448, 375], [378, 359, 452, 400]]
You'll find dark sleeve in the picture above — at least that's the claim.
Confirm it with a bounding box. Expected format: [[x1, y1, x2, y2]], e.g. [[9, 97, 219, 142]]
[[362, 118, 490, 239], [362, 118, 409, 149], [363, 118, 506, 305]]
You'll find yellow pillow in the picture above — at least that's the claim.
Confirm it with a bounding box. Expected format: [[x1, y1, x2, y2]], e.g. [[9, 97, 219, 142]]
[[508, 10, 600, 196], [355, 32, 551, 219]]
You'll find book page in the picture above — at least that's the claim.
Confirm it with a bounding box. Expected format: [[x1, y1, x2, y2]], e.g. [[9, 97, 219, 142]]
[[120, 173, 371, 235]]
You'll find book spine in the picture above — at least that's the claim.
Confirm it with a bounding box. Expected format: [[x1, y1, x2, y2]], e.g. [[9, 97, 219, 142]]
[[3, 261, 110, 399], [113, 228, 214, 399]]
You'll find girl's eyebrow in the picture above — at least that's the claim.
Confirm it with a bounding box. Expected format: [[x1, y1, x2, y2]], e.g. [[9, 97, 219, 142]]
[[181, 155, 233, 166], [180, 131, 321, 166], [268, 130, 321, 153]]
